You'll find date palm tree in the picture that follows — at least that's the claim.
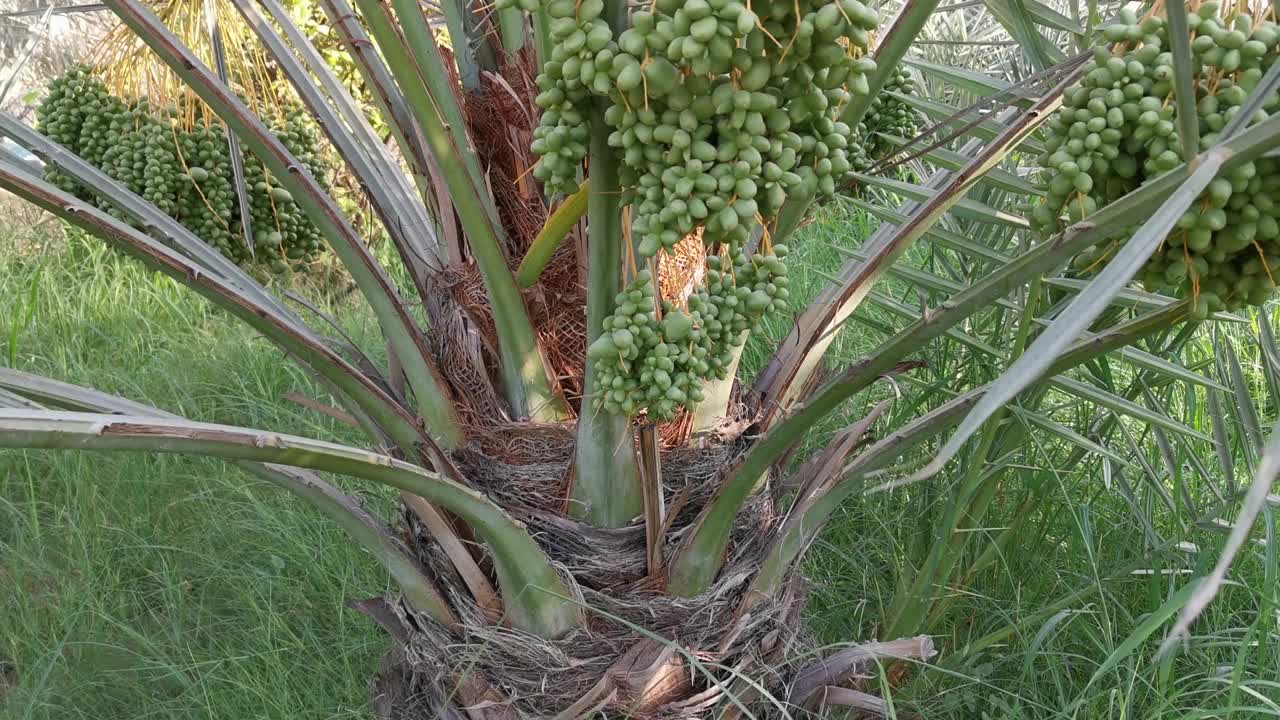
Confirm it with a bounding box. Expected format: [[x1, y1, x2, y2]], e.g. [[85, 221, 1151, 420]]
[[2, 0, 1278, 716]]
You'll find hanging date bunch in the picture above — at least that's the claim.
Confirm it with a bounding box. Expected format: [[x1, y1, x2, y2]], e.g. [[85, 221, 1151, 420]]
[[36, 67, 331, 273], [500, 0, 880, 420], [1031, 3, 1280, 318], [862, 65, 922, 161]]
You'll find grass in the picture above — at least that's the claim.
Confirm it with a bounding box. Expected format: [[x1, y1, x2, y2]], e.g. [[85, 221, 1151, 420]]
[[1, 230, 394, 719], [2, 213, 1279, 719]]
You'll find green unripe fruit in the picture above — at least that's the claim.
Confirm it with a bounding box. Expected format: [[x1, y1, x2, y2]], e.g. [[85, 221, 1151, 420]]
[[643, 58, 680, 96], [663, 310, 693, 342], [588, 334, 617, 359]]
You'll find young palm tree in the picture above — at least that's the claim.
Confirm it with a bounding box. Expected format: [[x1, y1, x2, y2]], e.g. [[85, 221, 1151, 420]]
[[2, 0, 1279, 716]]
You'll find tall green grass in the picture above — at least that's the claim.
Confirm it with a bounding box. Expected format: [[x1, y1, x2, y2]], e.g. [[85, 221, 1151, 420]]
[[767, 208, 1280, 718], [2, 217, 1277, 718], [1, 231, 393, 719]]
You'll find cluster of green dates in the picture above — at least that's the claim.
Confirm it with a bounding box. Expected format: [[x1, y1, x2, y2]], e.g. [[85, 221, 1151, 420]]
[[500, 0, 879, 419], [588, 244, 790, 419], [861, 66, 921, 165], [1030, 5, 1280, 318], [37, 67, 331, 273], [605, 0, 879, 258]]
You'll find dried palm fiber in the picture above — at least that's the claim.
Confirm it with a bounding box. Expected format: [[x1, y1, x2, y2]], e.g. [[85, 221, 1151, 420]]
[[428, 47, 587, 417], [371, 422, 804, 719], [455, 46, 550, 261], [437, 46, 592, 412], [430, 260, 585, 418], [424, 270, 509, 428], [659, 228, 707, 305], [533, 250, 590, 407]]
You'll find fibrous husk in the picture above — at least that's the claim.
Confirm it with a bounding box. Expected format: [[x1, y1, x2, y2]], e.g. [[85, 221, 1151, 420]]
[[366, 424, 819, 719]]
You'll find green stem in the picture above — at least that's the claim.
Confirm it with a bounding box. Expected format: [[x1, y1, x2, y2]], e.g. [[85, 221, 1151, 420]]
[[385, 0, 492, 201], [438, 0, 491, 86], [517, 179, 590, 288], [572, 102, 642, 528], [496, 6, 527, 54], [358, 0, 568, 420], [318, 0, 436, 201]]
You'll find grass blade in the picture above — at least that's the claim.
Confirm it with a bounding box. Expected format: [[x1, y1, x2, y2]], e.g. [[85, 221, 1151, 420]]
[[841, 197, 1015, 264], [847, 172, 1029, 227], [1088, 580, 1200, 687], [984, 0, 1061, 71], [906, 58, 1014, 96], [1223, 340, 1265, 460], [1160, 420, 1280, 655], [1023, 0, 1085, 35], [1256, 315, 1280, 401], [871, 133, 1041, 196], [1009, 406, 1131, 466], [1044, 378, 1208, 443], [1208, 385, 1238, 495]]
